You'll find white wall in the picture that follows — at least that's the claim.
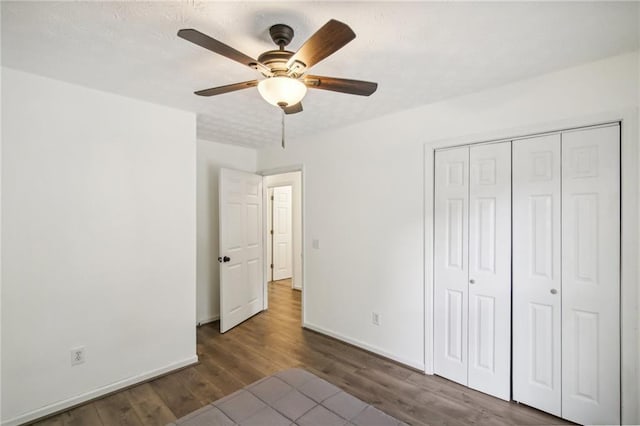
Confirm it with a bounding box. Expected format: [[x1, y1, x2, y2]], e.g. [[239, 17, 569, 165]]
[[628, 18, 640, 423], [630, 17, 640, 423], [196, 139, 256, 324], [0, 10, 4, 422], [258, 51, 640, 421], [264, 172, 303, 290], [1, 68, 197, 426]]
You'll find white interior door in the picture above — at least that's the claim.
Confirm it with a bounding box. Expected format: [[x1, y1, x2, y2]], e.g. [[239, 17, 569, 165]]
[[267, 188, 274, 281], [434, 146, 469, 386], [561, 125, 620, 425], [219, 168, 264, 333], [272, 186, 293, 281], [468, 142, 511, 401], [512, 134, 562, 416]]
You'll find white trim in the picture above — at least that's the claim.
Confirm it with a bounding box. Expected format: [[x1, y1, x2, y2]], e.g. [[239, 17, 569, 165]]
[[259, 164, 305, 177], [304, 322, 425, 371], [197, 315, 219, 326], [423, 143, 434, 375], [1, 356, 199, 426], [424, 107, 639, 424]]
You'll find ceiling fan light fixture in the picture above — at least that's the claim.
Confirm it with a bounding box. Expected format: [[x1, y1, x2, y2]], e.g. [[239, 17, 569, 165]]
[[258, 76, 307, 108]]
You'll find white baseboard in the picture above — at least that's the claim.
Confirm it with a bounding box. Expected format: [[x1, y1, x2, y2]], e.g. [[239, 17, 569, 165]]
[[303, 322, 425, 371], [2, 356, 199, 426], [197, 315, 220, 326]]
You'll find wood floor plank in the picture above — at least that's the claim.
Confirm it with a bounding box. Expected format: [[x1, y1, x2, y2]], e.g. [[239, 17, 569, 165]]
[[193, 356, 246, 396], [62, 403, 103, 426], [28, 279, 569, 426], [173, 366, 225, 405], [93, 392, 144, 426], [126, 383, 176, 426], [31, 416, 65, 426], [148, 373, 202, 419]]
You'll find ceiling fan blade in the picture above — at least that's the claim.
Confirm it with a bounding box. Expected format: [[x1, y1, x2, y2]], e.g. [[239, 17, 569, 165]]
[[282, 102, 303, 114], [178, 29, 271, 75], [304, 75, 378, 96], [286, 19, 355, 73], [194, 80, 258, 97]]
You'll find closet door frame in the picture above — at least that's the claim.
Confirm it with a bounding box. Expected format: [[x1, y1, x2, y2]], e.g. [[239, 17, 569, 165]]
[[424, 114, 637, 425]]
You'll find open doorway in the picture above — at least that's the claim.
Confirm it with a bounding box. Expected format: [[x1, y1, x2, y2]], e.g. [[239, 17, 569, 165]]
[[262, 171, 303, 319]]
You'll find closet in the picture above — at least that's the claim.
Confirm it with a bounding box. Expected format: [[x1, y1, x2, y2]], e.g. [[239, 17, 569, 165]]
[[433, 123, 620, 425]]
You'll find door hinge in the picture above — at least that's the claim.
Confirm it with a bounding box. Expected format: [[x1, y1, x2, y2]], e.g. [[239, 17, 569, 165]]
[[270, 263, 274, 269], [270, 195, 274, 200]]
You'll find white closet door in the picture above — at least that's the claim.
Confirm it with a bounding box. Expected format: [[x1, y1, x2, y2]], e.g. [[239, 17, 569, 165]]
[[561, 125, 620, 425], [434, 147, 469, 386], [468, 142, 511, 401], [512, 134, 562, 416]]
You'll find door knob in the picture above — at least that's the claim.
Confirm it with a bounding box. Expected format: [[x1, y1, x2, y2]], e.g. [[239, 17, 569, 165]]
[[218, 256, 231, 263], [469, 279, 475, 284], [550, 288, 558, 295]]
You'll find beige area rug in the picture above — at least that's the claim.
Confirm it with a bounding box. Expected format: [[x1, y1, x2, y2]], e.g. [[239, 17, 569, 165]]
[[170, 368, 408, 426]]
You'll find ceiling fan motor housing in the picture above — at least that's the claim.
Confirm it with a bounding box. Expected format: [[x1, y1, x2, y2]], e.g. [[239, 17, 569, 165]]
[[257, 50, 294, 76]]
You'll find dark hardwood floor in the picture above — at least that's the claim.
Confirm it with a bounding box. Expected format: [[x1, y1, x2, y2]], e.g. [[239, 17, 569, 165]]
[[33, 280, 567, 425]]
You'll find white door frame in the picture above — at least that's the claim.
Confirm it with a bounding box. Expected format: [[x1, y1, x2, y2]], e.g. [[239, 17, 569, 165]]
[[267, 187, 274, 282], [424, 109, 639, 424], [259, 165, 305, 325]]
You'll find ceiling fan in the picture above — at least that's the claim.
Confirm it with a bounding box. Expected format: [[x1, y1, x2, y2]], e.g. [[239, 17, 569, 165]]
[[177, 19, 378, 115]]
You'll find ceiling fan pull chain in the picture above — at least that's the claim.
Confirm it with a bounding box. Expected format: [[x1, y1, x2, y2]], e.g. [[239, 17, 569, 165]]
[[281, 111, 286, 149]]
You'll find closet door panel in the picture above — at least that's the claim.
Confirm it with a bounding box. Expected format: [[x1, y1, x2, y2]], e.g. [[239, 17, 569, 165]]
[[512, 134, 561, 416], [561, 125, 620, 425], [468, 142, 511, 401], [434, 147, 469, 386]]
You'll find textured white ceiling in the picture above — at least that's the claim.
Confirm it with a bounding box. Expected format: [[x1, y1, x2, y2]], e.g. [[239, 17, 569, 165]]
[[2, 1, 638, 149]]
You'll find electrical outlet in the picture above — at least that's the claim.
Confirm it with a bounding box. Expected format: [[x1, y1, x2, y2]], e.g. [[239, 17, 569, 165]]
[[372, 312, 381, 326], [70, 347, 85, 366]]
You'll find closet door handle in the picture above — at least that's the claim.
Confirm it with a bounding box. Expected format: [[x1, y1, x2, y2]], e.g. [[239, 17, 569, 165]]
[[469, 279, 475, 285], [550, 288, 558, 295]]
